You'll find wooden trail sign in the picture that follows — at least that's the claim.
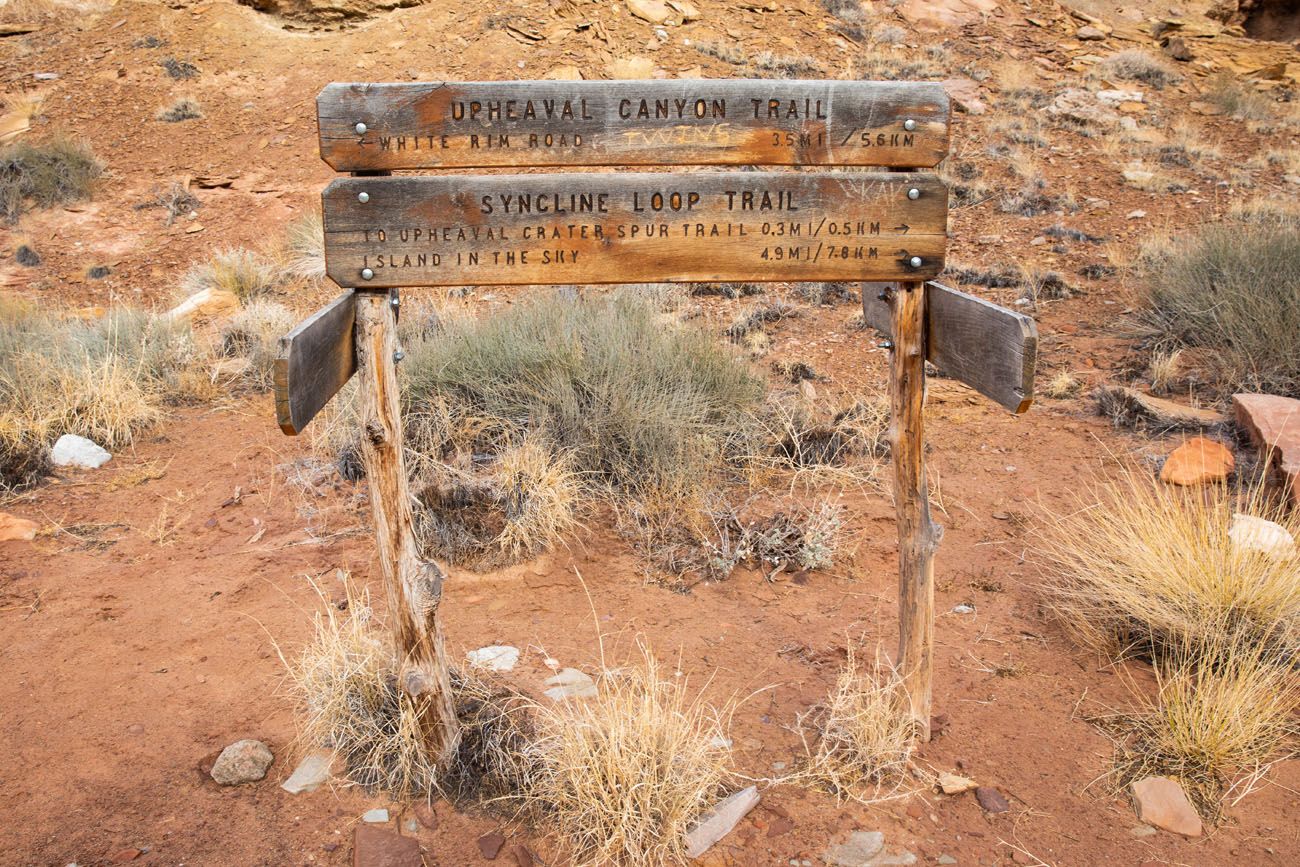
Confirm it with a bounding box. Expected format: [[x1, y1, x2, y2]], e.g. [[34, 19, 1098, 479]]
[[863, 281, 1038, 414], [322, 171, 947, 288], [318, 80, 950, 171], [274, 77, 1036, 762]]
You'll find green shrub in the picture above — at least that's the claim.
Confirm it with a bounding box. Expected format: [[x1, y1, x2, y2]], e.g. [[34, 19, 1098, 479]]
[[1141, 221, 1300, 396]]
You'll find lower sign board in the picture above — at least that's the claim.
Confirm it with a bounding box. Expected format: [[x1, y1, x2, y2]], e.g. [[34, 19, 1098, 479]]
[[863, 281, 1037, 414], [274, 290, 357, 435], [322, 171, 946, 287]]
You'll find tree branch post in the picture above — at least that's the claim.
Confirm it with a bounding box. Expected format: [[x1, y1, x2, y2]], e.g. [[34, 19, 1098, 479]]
[[353, 289, 460, 766]]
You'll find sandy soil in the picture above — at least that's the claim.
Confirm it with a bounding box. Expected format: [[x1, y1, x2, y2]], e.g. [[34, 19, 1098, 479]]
[[2, 0, 1299, 865]]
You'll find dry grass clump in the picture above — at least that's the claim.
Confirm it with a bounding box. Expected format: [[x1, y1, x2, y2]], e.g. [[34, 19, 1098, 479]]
[[181, 248, 284, 303], [1045, 370, 1081, 399], [1139, 219, 1300, 397], [518, 648, 735, 867], [282, 209, 326, 281], [1106, 631, 1300, 819], [799, 649, 916, 803], [1203, 73, 1274, 121], [1039, 471, 1300, 659], [219, 300, 296, 389], [157, 98, 202, 123], [281, 578, 440, 798], [1097, 50, 1179, 89], [0, 136, 102, 222], [0, 300, 199, 487]]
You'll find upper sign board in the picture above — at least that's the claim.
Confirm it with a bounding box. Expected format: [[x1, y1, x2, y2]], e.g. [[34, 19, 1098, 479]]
[[322, 171, 946, 287], [318, 80, 950, 170]]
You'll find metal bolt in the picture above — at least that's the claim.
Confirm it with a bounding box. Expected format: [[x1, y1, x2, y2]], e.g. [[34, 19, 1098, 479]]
[[908, 256, 923, 269], [903, 118, 917, 132], [881, 339, 894, 350], [390, 295, 400, 308], [361, 268, 374, 280], [355, 122, 367, 134], [877, 289, 891, 302], [358, 191, 370, 203], [393, 349, 405, 363], [907, 188, 921, 200]]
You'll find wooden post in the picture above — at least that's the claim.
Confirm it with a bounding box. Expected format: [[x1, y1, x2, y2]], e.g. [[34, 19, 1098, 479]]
[[353, 289, 460, 765], [886, 277, 942, 741]]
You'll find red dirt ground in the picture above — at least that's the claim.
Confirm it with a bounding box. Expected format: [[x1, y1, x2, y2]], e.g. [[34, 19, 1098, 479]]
[[2, 1, 1299, 865]]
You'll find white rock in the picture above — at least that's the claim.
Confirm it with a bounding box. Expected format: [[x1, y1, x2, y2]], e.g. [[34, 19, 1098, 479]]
[[281, 752, 334, 794], [825, 831, 884, 866], [1230, 513, 1297, 561], [951, 603, 975, 614], [210, 739, 273, 785], [362, 808, 389, 823], [544, 667, 597, 700], [684, 785, 760, 858], [51, 434, 111, 469], [466, 645, 520, 672], [1122, 169, 1155, 185], [1097, 89, 1144, 104]]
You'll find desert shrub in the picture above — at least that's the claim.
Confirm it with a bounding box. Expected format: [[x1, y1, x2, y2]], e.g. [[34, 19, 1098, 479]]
[[1204, 73, 1274, 121], [403, 294, 763, 500], [157, 98, 202, 123], [1140, 220, 1300, 396], [219, 300, 295, 389], [0, 136, 102, 222], [1097, 50, 1178, 88], [799, 649, 915, 802], [181, 248, 284, 302], [0, 300, 198, 487], [518, 648, 734, 867], [1038, 470, 1300, 661], [282, 209, 326, 280]]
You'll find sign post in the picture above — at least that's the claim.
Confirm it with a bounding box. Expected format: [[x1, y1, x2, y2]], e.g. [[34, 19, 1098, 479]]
[[275, 79, 1032, 756]]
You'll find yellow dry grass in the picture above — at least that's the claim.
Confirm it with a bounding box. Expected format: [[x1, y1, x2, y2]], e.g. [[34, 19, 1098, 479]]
[[519, 646, 735, 867], [798, 648, 915, 803], [1037, 469, 1300, 658]]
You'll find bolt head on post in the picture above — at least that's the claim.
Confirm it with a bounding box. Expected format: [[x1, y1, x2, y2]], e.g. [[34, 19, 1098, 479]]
[[907, 188, 921, 200], [358, 191, 370, 203], [908, 256, 923, 269], [361, 268, 374, 280], [904, 118, 917, 132], [355, 122, 367, 134]]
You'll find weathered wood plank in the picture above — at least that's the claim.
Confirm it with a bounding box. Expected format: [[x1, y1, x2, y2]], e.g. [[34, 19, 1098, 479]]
[[273, 290, 356, 435], [323, 172, 947, 287], [863, 281, 1036, 414], [318, 80, 950, 170]]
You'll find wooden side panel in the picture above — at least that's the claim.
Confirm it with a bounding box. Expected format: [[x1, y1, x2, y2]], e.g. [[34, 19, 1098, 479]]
[[863, 281, 1037, 414], [273, 290, 357, 435], [322, 172, 947, 287], [318, 80, 950, 170]]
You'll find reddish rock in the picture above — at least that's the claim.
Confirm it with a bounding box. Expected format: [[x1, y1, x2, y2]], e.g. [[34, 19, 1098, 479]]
[[1159, 437, 1235, 486], [0, 512, 38, 542], [1131, 776, 1202, 838], [412, 801, 437, 830], [478, 831, 506, 860], [110, 849, 141, 863], [509, 844, 534, 867], [975, 786, 1010, 813], [766, 815, 795, 837], [1234, 393, 1300, 505], [352, 825, 421, 867]]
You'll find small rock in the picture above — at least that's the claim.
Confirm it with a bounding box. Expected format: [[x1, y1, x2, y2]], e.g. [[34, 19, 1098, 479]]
[[509, 844, 534, 867], [938, 857, 958, 866], [1130, 824, 1158, 838], [1159, 437, 1234, 486], [210, 739, 273, 785], [1096, 89, 1143, 105], [0, 512, 39, 542], [942, 77, 986, 115], [1229, 513, 1296, 561], [974, 786, 1010, 813], [281, 752, 334, 794], [767, 816, 795, 837], [362, 808, 389, 823], [1076, 25, 1106, 40], [628, 0, 673, 24], [1163, 36, 1192, 61], [937, 772, 977, 795], [412, 801, 437, 829], [1122, 169, 1154, 185], [825, 831, 884, 866], [544, 667, 597, 700], [1046, 88, 1119, 128], [51, 434, 111, 469], [352, 824, 421, 867], [1127, 210, 1146, 219], [478, 831, 507, 860], [466, 645, 520, 672], [607, 56, 656, 79], [110, 849, 141, 863], [544, 65, 583, 80], [1131, 776, 1202, 837], [685, 785, 760, 857], [951, 604, 975, 615]]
